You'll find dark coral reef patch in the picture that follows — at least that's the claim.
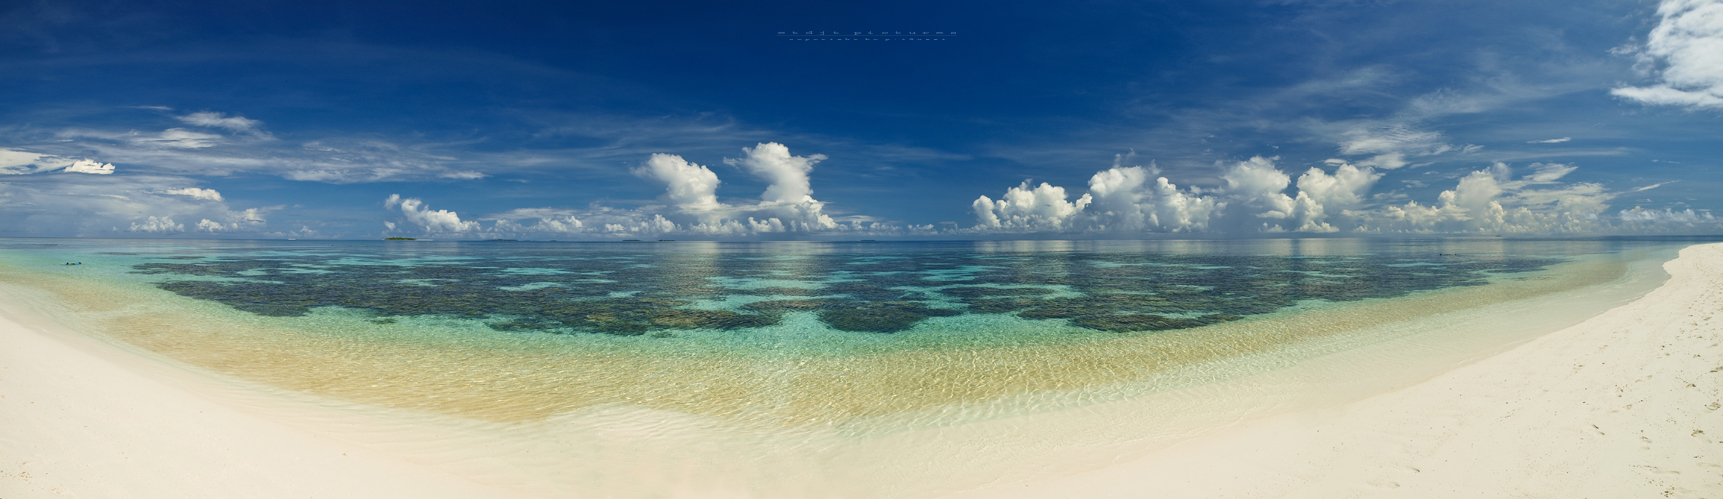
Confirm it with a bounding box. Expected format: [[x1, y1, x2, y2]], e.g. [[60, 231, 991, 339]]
[[132, 245, 1556, 336]]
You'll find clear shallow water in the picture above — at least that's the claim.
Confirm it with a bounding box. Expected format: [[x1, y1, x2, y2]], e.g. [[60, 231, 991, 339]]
[[14, 238, 1641, 335], [0, 237, 1704, 427]]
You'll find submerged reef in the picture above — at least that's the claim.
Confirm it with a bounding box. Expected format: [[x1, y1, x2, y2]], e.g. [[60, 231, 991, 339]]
[[132, 246, 1557, 336]]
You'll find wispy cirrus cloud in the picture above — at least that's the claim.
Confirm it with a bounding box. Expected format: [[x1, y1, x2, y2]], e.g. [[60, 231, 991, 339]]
[[6, 108, 800, 184], [56, 127, 227, 149], [0, 148, 112, 175], [176, 111, 274, 139], [0, 174, 271, 237], [176, 111, 263, 132], [9, 117, 486, 182], [1332, 123, 1455, 170]]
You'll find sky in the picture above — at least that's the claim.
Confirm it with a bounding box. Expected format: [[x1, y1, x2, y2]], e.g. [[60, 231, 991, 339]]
[[1, 0, 1720, 240]]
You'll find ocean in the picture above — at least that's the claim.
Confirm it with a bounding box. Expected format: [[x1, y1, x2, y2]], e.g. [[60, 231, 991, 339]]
[[0, 236, 1700, 495]]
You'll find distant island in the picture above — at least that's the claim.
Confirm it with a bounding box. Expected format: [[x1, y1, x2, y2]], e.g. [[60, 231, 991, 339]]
[[384, 237, 417, 240]]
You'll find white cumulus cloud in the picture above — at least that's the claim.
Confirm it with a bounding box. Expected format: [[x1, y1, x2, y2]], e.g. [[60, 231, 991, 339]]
[[385, 194, 481, 233], [975, 153, 1231, 234], [964, 154, 1633, 236], [972, 181, 1093, 231], [1221, 156, 1298, 226], [617, 142, 843, 234], [129, 216, 184, 233], [726, 142, 824, 205], [1290, 161, 1381, 232], [486, 208, 589, 235], [633, 153, 723, 214], [1362, 163, 1611, 233], [1613, 0, 1723, 109], [723, 142, 838, 231], [1082, 155, 1219, 232], [163, 187, 223, 201], [62, 159, 115, 174]]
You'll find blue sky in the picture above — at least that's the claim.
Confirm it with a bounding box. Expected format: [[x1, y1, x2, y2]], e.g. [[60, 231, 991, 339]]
[[1, 0, 1719, 239]]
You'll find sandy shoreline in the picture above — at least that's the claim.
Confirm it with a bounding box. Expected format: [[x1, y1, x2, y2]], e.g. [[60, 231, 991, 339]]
[[0, 288, 517, 498], [967, 242, 1723, 498], [2, 243, 1719, 497]]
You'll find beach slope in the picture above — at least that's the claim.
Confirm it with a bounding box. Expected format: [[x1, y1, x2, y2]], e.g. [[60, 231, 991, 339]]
[[1, 243, 1720, 498], [0, 304, 515, 498], [978, 242, 1723, 498]]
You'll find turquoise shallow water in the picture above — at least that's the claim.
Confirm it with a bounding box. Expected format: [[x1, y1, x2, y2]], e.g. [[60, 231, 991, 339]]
[[6, 237, 1693, 340], [0, 237, 1709, 497], [0, 237, 1705, 426]]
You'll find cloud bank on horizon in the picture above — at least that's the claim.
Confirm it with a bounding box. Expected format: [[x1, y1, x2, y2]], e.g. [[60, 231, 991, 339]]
[[375, 144, 1708, 239], [0, 0, 1719, 239]]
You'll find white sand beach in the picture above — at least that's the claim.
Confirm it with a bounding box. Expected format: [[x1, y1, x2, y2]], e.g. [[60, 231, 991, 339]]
[[2, 243, 1720, 498], [0, 293, 518, 498], [966, 242, 1723, 498]]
